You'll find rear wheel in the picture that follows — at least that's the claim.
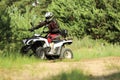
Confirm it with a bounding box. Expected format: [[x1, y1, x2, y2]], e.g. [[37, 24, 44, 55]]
[[35, 47, 46, 59], [60, 48, 73, 59]]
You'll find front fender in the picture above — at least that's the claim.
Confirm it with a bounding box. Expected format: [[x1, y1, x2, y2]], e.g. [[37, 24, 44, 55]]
[[23, 37, 49, 46]]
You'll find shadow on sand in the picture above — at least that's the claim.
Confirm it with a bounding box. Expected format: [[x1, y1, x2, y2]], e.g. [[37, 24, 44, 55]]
[[47, 69, 120, 80]]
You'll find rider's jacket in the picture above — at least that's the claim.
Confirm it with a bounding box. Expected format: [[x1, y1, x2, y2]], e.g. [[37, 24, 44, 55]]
[[30, 18, 61, 43], [32, 18, 60, 34]]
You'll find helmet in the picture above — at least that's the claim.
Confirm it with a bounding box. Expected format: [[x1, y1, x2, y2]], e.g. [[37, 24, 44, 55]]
[[45, 12, 53, 22]]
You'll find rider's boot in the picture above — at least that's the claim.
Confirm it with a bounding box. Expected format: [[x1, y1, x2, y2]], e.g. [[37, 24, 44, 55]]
[[49, 42, 55, 54]]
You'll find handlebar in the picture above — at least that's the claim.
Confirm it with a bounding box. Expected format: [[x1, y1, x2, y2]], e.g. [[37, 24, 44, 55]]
[[29, 22, 49, 35]]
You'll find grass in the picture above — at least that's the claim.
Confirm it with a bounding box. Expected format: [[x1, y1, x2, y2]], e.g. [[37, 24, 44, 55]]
[[0, 53, 42, 69], [69, 37, 120, 60], [0, 37, 120, 80], [0, 36, 120, 67]]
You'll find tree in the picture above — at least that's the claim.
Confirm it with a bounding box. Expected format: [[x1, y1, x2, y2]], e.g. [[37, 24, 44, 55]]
[[47, 0, 120, 43]]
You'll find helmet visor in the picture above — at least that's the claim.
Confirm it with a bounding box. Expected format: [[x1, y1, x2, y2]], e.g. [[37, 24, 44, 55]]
[[46, 16, 51, 19]]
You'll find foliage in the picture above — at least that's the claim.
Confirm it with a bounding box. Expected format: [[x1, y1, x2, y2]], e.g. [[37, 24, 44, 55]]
[[0, 0, 11, 42], [0, 0, 120, 55], [48, 0, 120, 43], [0, 0, 120, 43]]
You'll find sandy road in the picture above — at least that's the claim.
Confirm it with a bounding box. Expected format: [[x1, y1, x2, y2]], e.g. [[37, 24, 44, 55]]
[[0, 57, 120, 80]]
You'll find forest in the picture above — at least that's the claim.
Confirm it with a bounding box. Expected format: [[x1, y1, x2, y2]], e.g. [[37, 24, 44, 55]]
[[0, 0, 120, 54]]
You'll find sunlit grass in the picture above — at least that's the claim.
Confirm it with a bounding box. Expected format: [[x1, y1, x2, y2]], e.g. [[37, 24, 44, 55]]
[[69, 37, 120, 60], [0, 53, 42, 68], [0, 37, 120, 80], [0, 36, 120, 68]]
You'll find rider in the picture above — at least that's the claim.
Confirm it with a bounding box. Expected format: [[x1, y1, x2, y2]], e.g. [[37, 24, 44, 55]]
[[29, 12, 61, 54], [29, 12, 60, 43]]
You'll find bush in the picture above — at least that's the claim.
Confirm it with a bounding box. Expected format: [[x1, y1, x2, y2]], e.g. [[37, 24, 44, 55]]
[[47, 0, 120, 43], [0, 0, 120, 53]]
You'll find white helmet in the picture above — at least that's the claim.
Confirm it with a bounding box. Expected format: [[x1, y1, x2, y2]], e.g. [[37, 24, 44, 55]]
[[45, 12, 53, 22]]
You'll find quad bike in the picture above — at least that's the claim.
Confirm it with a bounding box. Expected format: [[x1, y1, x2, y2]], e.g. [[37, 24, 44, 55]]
[[20, 23, 73, 59]]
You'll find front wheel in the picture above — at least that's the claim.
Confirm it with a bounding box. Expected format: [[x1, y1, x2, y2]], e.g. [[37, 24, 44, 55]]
[[60, 48, 73, 59], [35, 47, 46, 59], [20, 45, 30, 55]]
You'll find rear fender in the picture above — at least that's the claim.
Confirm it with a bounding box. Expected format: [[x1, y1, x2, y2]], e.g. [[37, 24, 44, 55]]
[[63, 40, 73, 45], [54, 40, 72, 48]]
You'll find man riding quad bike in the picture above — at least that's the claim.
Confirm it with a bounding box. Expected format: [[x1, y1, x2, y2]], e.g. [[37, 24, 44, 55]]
[[21, 12, 73, 59]]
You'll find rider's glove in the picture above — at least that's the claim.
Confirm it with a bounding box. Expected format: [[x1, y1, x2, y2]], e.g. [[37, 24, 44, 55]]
[[28, 28, 34, 32]]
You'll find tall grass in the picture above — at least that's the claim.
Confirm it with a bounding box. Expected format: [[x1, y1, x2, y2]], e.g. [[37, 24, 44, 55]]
[[0, 36, 120, 68], [0, 43, 42, 68], [0, 53, 41, 69], [69, 36, 120, 60]]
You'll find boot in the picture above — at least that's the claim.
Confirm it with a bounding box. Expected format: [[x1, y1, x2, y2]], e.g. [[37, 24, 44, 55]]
[[49, 42, 55, 54]]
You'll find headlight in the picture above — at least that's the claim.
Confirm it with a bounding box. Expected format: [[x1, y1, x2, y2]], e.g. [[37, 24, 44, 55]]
[[23, 39, 27, 44], [23, 39, 34, 45]]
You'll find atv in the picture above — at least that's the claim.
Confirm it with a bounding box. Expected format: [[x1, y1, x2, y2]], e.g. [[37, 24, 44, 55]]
[[20, 23, 73, 59]]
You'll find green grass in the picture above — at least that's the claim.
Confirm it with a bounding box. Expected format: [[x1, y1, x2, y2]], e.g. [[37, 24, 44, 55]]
[[69, 37, 120, 60], [0, 53, 42, 68], [0, 36, 120, 68], [0, 37, 120, 80]]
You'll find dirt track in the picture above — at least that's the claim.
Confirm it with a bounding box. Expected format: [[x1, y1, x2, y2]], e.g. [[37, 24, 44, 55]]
[[0, 57, 120, 80]]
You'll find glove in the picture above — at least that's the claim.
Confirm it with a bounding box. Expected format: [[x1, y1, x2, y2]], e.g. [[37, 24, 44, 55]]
[[28, 28, 34, 32]]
